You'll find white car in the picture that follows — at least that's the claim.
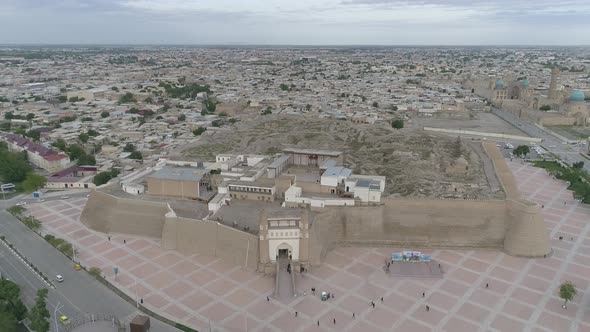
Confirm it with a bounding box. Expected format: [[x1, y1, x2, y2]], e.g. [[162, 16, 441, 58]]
[[16, 201, 27, 206], [60, 196, 70, 199], [56, 275, 64, 282]]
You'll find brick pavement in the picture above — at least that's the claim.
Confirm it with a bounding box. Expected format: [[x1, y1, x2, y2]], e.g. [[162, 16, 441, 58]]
[[26, 160, 590, 331]]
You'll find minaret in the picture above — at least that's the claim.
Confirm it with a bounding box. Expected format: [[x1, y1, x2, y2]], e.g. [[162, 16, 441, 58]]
[[548, 67, 560, 100]]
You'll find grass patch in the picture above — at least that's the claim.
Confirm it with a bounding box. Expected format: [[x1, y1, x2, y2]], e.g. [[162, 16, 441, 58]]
[[533, 161, 590, 203], [175, 323, 198, 332]]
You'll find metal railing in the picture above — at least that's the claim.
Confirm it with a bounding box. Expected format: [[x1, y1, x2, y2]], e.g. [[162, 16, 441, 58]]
[[63, 313, 123, 332]]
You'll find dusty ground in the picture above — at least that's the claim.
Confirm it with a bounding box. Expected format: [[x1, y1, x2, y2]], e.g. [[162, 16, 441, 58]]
[[414, 112, 528, 136], [546, 125, 590, 140], [178, 115, 502, 199]]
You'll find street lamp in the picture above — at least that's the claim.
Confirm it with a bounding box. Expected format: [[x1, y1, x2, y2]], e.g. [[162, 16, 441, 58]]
[[54, 302, 63, 332]]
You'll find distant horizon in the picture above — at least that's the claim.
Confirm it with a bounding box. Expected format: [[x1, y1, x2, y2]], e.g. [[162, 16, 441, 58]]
[[1, 43, 590, 48]]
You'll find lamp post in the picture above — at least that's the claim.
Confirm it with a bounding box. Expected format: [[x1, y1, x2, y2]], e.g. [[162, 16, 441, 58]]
[[54, 302, 63, 332]]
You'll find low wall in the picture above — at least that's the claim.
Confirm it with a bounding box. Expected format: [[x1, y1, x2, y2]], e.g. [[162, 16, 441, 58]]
[[424, 126, 542, 142], [161, 216, 259, 270]]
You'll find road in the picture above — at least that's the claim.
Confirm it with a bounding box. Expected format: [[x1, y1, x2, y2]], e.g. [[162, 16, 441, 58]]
[[0, 210, 179, 332], [491, 108, 590, 173]]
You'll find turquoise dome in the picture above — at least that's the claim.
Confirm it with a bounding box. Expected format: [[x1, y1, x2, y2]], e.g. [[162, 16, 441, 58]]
[[521, 79, 529, 87], [495, 79, 505, 89], [570, 90, 585, 102]]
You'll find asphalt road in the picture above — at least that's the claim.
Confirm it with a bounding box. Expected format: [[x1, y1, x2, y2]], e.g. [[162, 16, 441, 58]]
[[491, 108, 590, 173], [0, 210, 179, 332]]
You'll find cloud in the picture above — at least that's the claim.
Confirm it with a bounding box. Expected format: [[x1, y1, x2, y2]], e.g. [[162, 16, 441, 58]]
[[0, 0, 589, 44]]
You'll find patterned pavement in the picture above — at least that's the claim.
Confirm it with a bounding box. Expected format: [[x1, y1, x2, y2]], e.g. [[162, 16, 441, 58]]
[[26, 160, 590, 331]]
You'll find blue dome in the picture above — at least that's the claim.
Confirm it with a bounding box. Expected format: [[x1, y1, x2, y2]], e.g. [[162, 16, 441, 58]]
[[495, 79, 505, 89], [521, 79, 529, 87], [570, 90, 585, 102]]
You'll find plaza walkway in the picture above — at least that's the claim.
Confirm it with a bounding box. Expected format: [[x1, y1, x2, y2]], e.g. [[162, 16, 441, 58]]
[[25, 160, 590, 331]]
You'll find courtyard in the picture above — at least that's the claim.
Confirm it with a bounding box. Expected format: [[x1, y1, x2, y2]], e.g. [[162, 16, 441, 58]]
[[25, 160, 590, 331]]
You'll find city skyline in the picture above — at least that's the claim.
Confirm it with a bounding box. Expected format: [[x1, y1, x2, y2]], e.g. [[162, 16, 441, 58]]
[[1, 0, 590, 45]]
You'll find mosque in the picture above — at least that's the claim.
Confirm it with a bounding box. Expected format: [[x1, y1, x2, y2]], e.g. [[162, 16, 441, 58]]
[[465, 67, 589, 127]]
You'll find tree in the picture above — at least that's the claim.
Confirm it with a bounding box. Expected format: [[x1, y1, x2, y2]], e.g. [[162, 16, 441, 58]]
[[392, 119, 404, 129], [573, 161, 584, 169], [0, 311, 17, 331], [111, 86, 119, 92], [78, 132, 89, 143], [118, 92, 137, 104], [26, 113, 35, 121], [100, 111, 109, 118], [67, 144, 85, 160], [123, 143, 136, 152], [389, 105, 398, 111], [193, 127, 206, 136], [52, 138, 66, 151], [87, 129, 99, 137], [559, 281, 576, 309], [539, 105, 551, 111], [76, 153, 96, 166], [57, 95, 67, 103], [4, 112, 14, 120], [513, 145, 531, 158], [144, 97, 153, 104], [128, 151, 143, 160], [177, 114, 186, 121], [25, 130, 41, 141], [93, 169, 118, 186], [262, 108, 272, 116], [279, 83, 290, 91], [0, 147, 32, 183], [372, 101, 379, 108], [22, 173, 47, 193], [0, 278, 28, 322], [29, 288, 50, 332]]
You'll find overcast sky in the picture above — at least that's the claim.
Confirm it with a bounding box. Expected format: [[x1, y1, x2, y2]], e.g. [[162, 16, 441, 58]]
[[1, 0, 589, 45]]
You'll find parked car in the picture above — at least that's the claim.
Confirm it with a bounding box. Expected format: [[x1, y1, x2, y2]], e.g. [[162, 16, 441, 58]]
[[56, 275, 64, 282], [60, 196, 70, 199]]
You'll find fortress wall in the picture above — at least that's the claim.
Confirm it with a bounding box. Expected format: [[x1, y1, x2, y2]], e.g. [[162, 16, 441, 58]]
[[161, 216, 259, 270], [482, 142, 519, 199], [504, 199, 551, 257], [80, 190, 168, 238], [309, 199, 507, 263]]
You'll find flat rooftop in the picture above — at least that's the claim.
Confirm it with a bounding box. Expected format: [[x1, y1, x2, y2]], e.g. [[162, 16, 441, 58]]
[[148, 166, 206, 182]]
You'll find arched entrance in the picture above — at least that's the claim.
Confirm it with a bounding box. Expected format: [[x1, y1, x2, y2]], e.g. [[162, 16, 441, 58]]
[[277, 242, 293, 260]]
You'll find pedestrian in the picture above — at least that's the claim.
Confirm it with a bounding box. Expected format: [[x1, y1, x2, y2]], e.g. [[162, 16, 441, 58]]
[[317, 320, 320, 327], [123, 239, 126, 244], [352, 312, 355, 319], [140, 298, 143, 304], [108, 236, 111, 241], [381, 297, 383, 302], [438, 263, 441, 268], [312, 287, 315, 295], [332, 293, 335, 299], [422, 292, 425, 298], [295, 311, 298, 317], [333, 318, 336, 325], [542, 204, 544, 208], [267, 296, 269, 302], [304, 291, 307, 296], [426, 305, 430, 312], [485, 283, 489, 288]]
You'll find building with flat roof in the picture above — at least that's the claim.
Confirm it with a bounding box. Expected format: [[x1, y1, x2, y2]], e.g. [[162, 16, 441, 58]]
[[146, 166, 206, 199]]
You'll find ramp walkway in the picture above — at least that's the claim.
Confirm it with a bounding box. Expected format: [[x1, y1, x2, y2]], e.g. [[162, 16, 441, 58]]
[[274, 257, 295, 302]]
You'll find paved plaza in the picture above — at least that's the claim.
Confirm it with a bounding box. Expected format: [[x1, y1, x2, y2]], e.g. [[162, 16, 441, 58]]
[[26, 160, 590, 331]]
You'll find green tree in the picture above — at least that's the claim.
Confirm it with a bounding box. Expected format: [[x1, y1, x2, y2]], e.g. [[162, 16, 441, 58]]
[[22, 173, 47, 193], [0, 148, 32, 182], [262, 108, 272, 116], [67, 144, 85, 160], [52, 138, 67, 151], [111, 86, 119, 92], [26, 130, 41, 141], [87, 129, 99, 137], [93, 171, 114, 186], [177, 114, 186, 121], [76, 153, 96, 166], [279, 83, 290, 91], [144, 97, 153, 103], [0, 311, 18, 331], [26, 113, 35, 121], [192, 127, 206, 136], [539, 105, 551, 111], [513, 145, 530, 158], [118, 92, 137, 104], [57, 95, 67, 103], [573, 161, 584, 169], [372, 101, 379, 108], [123, 143, 136, 152], [29, 288, 50, 332], [0, 278, 28, 322], [100, 111, 109, 118], [129, 151, 143, 160], [4, 112, 14, 120], [392, 119, 404, 129], [559, 281, 576, 309], [78, 132, 89, 143]]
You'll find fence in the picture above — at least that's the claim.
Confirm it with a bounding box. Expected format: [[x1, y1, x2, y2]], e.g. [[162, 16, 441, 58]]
[[63, 313, 123, 332]]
